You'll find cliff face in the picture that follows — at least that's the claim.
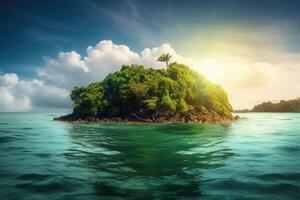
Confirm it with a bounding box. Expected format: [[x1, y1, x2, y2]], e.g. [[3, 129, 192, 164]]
[[252, 99, 300, 112], [57, 63, 234, 123]]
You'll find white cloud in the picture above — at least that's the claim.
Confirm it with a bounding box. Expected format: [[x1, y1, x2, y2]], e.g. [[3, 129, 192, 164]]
[[0, 73, 70, 112], [232, 62, 276, 89], [37, 40, 180, 90], [0, 73, 19, 87], [0, 88, 31, 112], [1, 40, 279, 111]]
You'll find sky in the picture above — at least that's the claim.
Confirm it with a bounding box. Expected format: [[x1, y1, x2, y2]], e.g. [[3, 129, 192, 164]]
[[1, 0, 300, 111]]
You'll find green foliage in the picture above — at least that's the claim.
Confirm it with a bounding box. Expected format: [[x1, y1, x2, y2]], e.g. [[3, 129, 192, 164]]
[[176, 98, 188, 112], [69, 63, 233, 119], [143, 97, 158, 111], [70, 83, 105, 117], [252, 99, 300, 112]]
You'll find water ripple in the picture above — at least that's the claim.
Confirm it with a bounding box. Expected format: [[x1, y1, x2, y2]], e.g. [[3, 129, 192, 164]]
[[0, 113, 300, 199]]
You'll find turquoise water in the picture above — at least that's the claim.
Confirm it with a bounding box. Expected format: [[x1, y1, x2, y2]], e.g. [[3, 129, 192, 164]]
[[0, 113, 300, 199]]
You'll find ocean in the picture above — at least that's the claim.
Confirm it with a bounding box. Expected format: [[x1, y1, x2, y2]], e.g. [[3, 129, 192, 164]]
[[0, 112, 299, 199]]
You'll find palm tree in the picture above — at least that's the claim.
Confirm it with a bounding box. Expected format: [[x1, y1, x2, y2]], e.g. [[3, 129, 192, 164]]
[[157, 53, 172, 68]]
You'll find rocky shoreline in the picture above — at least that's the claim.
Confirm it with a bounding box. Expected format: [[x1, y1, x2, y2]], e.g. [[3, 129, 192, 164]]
[[54, 112, 241, 124]]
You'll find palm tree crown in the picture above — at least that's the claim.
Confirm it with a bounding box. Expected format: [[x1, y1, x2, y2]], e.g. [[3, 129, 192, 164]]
[[157, 53, 172, 68]]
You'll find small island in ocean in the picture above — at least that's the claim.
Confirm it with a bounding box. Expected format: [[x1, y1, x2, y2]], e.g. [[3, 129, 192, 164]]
[[56, 62, 237, 123], [251, 98, 300, 112], [3, 1, 300, 199], [235, 98, 300, 113]]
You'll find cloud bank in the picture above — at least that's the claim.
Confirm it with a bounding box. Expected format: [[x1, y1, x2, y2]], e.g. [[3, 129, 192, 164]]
[[0, 73, 69, 111], [0, 40, 278, 111]]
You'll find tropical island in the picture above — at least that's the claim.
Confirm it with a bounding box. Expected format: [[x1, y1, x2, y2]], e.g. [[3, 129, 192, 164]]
[[251, 99, 300, 112], [235, 98, 300, 113], [56, 55, 238, 123]]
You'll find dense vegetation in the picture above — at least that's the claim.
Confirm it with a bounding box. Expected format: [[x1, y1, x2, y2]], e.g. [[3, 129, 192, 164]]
[[252, 99, 300, 112], [65, 63, 233, 122]]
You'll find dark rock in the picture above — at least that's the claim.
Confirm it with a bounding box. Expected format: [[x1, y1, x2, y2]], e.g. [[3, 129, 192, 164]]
[[129, 113, 152, 122], [111, 117, 122, 122], [54, 110, 236, 124], [234, 115, 241, 120]]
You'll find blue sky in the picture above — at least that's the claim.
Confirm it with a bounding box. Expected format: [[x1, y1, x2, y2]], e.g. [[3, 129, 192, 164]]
[[1, 0, 300, 111], [2, 0, 300, 77]]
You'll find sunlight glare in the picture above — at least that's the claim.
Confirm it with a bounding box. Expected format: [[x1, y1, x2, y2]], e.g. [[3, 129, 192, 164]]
[[199, 59, 223, 83]]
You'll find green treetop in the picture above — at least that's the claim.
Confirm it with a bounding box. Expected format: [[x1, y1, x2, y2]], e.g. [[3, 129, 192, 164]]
[[70, 63, 233, 120]]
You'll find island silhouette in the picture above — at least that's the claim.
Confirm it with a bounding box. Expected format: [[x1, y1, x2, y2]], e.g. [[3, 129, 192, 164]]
[[235, 98, 300, 113], [56, 58, 238, 123]]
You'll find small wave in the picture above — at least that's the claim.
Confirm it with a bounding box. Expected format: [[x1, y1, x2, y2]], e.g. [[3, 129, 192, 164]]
[[0, 136, 13, 144], [15, 182, 67, 193], [276, 146, 300, 153], [22, 127, 34, 130], [17, 173, 52, 181], [208, 178, 300, 195], [257, 173, 300, 181], [34, 153, 51, 158]]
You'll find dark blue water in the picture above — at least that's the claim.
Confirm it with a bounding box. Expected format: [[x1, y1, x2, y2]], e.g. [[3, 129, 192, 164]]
[[0, 113, 300, 199]]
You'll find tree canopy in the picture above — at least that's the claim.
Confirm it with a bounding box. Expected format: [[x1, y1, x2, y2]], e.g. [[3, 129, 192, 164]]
[[69, 63, 233, 121], [252, 99, 300, 112]]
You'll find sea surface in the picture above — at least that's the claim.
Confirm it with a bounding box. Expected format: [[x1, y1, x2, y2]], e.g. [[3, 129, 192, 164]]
[[0, 113, 300, 200]]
